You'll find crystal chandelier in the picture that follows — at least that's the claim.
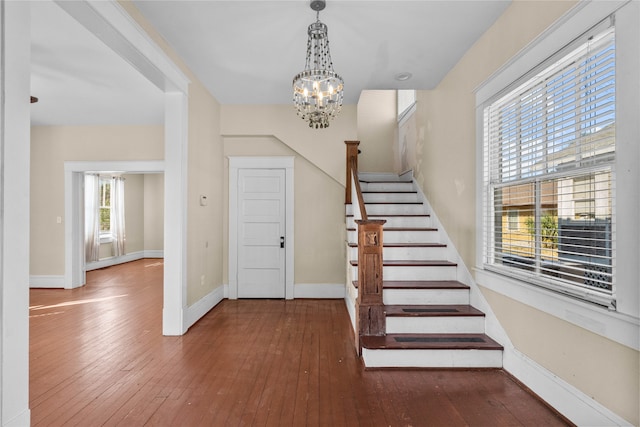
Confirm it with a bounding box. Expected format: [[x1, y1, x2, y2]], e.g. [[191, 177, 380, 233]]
[[292, 0, 344, 129]]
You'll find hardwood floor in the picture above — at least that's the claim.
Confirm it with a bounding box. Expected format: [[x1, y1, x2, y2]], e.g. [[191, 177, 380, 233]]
[[30, 259, 570, 426]]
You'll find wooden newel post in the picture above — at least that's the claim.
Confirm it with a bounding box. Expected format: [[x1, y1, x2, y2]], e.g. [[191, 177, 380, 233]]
[[355, 219, 386, 352], [345, 141, 360, 204]]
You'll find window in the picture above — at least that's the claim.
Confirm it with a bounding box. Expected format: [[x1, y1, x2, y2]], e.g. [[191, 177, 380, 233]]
[[397, 90, 416, 121], [482, 24, 615, 305], [99, 178, 112, 235], [507, 210, 519, 231]]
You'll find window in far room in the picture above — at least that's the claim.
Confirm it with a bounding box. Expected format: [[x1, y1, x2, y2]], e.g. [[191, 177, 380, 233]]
[[99, 177, 112, 237]]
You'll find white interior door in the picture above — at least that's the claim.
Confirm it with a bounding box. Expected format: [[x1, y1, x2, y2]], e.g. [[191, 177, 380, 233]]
[[237, 168, 286, 298]]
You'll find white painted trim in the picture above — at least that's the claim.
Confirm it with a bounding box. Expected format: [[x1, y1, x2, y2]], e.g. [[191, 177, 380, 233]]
[[64, 161, 165, 289], [53, 0, 189, 93], [1, 1, 32, 424], [163, 92, 188, 335], [476, 269, 640, 351], [228, 156, 295, 300], [504, 347, 633, 426], [85, 250, 146, 271], [185, 285, 225, 330], [293, 283, 345, 299], [144, 250, 164, 258], [29, 275, 65, 289]]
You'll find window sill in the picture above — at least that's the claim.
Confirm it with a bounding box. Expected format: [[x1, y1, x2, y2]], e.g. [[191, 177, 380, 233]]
[[99, 234, 113, 244], [474, 267, 639, 351]]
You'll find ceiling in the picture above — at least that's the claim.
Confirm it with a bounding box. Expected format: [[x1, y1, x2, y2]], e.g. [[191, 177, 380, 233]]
[[30, 0, 511, 126]]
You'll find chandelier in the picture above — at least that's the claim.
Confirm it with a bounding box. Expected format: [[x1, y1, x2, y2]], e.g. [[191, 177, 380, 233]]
[[292, 0, 344, 129]]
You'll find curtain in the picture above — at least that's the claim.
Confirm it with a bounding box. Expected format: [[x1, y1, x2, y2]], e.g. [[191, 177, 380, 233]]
[[84, 174, 100, 263], [111, 176, 126, 257]]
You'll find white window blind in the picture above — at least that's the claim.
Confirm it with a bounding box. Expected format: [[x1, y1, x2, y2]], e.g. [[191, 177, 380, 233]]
[[482, 25, 615, 306]]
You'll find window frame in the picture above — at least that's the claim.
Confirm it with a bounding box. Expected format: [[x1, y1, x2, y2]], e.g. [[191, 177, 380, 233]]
[[474, 0, 638, 351], [99, 176, 114, 243], [482, 25, 616, 306]]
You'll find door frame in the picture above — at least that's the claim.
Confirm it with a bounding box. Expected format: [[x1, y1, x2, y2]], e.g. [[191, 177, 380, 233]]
[[64, 160, 165, 289], [229, 156, 294, 299]]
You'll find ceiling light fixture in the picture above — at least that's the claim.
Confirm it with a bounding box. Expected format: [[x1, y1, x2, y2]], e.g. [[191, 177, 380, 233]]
[[292, 0, 344, 129], [394, 72, 412, 82]]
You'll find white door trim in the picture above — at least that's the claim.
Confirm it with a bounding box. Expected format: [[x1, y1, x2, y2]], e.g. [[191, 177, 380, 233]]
[[229, 156, 294, 300], [64, 160, 165, 290]]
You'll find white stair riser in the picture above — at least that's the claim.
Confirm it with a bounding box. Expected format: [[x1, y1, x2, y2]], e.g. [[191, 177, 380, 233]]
[[346, 204, 426, 216], [361, 182, 414, 192], [352, 266, 457, 281], [362, 348, 503, 368], [346, 216, 432, 229], [386, 316, 485, 334], [349, 246, 449, 261], [364, 204, 426, 215], [363, 193, 420, 203], [383, 289, 469, 305], [347, 230, 440, 244]]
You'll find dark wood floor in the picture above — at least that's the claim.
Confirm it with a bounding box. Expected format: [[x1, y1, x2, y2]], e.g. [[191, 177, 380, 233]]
[[30, 259, 570, 426]]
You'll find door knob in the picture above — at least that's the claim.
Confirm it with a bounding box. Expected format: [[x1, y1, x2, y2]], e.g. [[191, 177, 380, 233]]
[[280, 236, 285, 248]]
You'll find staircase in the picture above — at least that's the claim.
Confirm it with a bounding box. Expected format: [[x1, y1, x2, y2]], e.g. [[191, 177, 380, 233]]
[[346, 172, 503, 368]]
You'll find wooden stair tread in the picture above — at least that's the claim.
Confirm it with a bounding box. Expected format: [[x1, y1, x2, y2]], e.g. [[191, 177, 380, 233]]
[[346, 214, 431, 218], [385, 305, 485, 317], [350, 260, 456, 267], [362, 190, 417, 193], [348, 242, 446, 248], [361, 334, 503, 351], [364, 202, 423, 205], [352, 280, 469, 290], [359, 180, 412, 184], [347, 227, 437, 231]]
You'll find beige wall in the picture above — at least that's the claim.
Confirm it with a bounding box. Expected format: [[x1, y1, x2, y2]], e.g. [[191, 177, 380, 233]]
[[144, 173, 164, 251], [186, 78, 223, 305], [356, 90, 396, 173], [223, 136, 346, 287], [30, 125, 163, 275], [407, 1, 638, 424], [123, 173, 145, 254], [482, 287, 639, 424], [221, 104, 357, 186]]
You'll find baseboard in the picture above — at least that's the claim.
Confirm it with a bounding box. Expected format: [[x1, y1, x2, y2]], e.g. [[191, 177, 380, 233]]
[[294, 283, 345, 299], [344, 284, 357, 330], [5, 408, 30, 427], [86, 251, 145, 271], [144, 250, 164, 258], [84, 251, 164, 271], [504, 347, 632, 426], [185, 285, 225, 330], [30, 275, 65, 288]]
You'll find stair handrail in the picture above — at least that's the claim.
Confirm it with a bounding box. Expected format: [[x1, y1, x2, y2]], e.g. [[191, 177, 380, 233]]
[[345, 141, 385, 353], [350, 157, 368, 221]]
